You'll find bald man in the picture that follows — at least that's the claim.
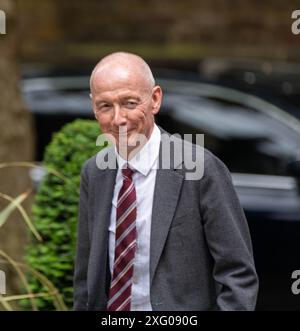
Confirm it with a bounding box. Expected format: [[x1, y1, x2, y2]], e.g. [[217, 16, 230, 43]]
[[73, 52, 259, 311]]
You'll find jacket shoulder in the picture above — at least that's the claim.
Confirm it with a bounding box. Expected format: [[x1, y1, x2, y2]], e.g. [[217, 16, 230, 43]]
[[81, 146, 114, 176]]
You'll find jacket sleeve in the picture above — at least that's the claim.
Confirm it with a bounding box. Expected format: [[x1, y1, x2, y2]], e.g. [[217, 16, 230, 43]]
[[200, 151, 259, 310], [73, 161, 90, 310]]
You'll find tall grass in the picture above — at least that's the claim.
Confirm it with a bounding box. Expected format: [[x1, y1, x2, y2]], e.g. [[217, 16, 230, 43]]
[[0, 162, 68, 311]]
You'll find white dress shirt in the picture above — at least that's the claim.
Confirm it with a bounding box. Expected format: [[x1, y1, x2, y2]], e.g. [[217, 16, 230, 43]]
[[108, 124, 161, 311]]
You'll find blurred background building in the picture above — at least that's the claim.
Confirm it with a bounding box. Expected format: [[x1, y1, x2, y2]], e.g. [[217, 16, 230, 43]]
[[17, 0, 300, 66]]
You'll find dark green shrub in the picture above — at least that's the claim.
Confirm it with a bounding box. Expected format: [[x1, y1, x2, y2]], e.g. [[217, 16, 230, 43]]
[[24, 119, 106, 310]]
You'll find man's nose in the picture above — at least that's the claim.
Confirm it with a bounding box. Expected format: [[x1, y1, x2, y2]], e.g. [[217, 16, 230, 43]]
[[112, 106, 127, 126]]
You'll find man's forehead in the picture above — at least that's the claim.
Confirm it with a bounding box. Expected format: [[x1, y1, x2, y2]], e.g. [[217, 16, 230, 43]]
[[94, 88, 142, 101], [92, 68, 150, 94], [91, 54, 154, 93], [92, 77, 144, 93]]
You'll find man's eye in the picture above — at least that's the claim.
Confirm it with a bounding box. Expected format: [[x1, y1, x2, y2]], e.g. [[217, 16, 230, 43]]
[[125, 101, 137, 109], [99, 104, 111, 112]]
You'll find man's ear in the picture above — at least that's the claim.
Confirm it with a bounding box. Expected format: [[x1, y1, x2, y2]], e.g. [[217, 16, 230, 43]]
[[151, 85, 162, 115], [90, 93, 98, 119]]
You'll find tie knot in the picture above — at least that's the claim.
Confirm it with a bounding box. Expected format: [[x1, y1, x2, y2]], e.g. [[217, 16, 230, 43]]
[[122, 167, 134, 180]]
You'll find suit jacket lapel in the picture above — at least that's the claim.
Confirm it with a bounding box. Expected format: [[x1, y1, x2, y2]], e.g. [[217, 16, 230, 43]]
[[150, 133, 184, 285]]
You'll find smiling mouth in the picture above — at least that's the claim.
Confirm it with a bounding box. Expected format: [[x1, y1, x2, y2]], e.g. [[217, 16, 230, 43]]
[[112, 130, 133, 135]]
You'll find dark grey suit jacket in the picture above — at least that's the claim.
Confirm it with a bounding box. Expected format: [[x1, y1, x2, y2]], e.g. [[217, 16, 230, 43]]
[[73, 128, 259, 311]]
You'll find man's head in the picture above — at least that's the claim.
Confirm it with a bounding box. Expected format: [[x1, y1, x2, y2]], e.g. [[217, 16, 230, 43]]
[[90, 52, 162, 158]]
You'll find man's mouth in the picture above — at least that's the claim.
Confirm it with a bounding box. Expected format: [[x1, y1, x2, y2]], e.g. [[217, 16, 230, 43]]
[[112, 130, 133, 136]]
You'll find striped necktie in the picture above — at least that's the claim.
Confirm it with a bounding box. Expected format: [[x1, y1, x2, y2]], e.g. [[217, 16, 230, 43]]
[[107, 167, 137, 311]]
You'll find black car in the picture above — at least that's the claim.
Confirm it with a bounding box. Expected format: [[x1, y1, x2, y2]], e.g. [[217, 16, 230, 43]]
[[22, 72, 300, 310]]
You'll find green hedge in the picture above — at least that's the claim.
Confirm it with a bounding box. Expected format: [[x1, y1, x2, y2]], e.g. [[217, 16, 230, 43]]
[[24, 119, 106, 310]]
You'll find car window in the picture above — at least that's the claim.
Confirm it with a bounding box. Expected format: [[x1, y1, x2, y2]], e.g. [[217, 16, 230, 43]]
[[158, 92, 300, 176]]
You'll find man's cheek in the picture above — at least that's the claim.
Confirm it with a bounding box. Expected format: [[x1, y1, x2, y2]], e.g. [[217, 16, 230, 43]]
[[135, 107, 148, 119]]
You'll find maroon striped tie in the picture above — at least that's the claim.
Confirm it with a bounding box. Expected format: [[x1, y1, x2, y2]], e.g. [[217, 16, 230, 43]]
[[107, 167, 137, 311]]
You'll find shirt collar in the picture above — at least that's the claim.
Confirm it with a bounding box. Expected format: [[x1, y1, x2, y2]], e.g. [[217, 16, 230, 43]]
[[115, 124, 161, 176]]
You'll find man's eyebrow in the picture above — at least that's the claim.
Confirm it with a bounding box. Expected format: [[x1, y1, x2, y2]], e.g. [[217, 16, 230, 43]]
[[122, 96, 140, 101], [94, 95, 142, 106], [95, 100, 110, 107]]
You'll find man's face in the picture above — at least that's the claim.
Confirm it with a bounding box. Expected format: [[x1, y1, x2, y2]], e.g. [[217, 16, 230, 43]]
[[91, 67, 162, 155]]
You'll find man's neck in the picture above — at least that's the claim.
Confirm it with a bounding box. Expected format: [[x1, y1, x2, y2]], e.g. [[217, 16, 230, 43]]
[[116, 125, 155, 160]]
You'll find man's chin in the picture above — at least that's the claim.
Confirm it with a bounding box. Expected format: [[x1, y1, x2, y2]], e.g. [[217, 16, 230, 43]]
[[116, 133, 147, 158]]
